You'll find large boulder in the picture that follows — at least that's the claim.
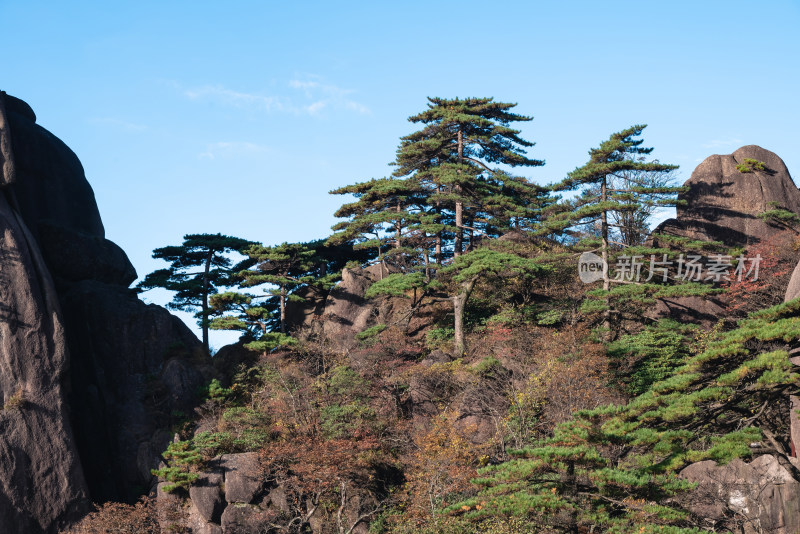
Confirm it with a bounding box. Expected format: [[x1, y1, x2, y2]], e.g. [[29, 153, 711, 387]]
[[681, 455, 800, 533], [654, 145, 800, 247], [321, 263, 408, 347], [4, 94, 104, 242], [322, 263, 392, 339], [0, 90, 214, 528], [284, 284, 327, 332], [221, 453, 264, 504], [649, 146, 800, 324], [784, 260, 800, 303]]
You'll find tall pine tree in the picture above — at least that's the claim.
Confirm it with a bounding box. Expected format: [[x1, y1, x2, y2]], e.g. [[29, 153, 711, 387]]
[[239, 242, 318, 334], [393, 97, 546, 257], [328, 177, 424, 265], [543, 125, 681, 338], [138, 233, 255, 354]]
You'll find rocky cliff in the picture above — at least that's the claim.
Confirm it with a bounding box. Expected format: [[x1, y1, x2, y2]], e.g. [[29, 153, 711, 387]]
[[0, 91, 212, 532], [655, 145, 800, 247]]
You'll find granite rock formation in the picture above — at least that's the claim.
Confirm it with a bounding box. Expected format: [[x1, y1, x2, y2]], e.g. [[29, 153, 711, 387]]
[[681, 456, 800, 533], [650, 145, 800, 324], [654, 145, 800, 247], [0, 91, 212, 532]]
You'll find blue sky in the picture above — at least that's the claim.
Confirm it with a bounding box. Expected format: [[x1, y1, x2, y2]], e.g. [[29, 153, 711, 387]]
[[2, 1, 799, 348]]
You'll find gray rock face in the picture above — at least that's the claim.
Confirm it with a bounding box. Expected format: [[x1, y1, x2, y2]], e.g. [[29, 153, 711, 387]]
[[322, 263, 390, 340], [655, 145, 800, 247], [784, 260, 800, 303], [648, 295, 728, 326], [681, 456, 800, 533], [320, 263, 410, 347], [0, 90, 213, 529], [0, 92, 16, 185], [5, 93, 104, 242], [37, 222, 137, 286], [60, 280, 209, 502], [0, 188, 90, 533], [220, 504, 274, 534], [158, 452, 270, 533], [221, 452, 263, 504], [189, 464, 225, 523]]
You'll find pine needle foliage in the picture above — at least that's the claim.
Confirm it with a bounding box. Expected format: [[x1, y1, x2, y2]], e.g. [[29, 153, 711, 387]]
[[137, 233, 255, 354], [446, 298, 800, 532]]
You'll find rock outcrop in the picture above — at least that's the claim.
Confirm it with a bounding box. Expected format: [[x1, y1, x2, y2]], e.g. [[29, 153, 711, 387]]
[[160, 451, 379, 534], [681, 456, 800, 533], [784, 260, 800, 303], [649, 145, 800, 325], [654, 145, 800, 247], [317, 262, 413, 348], [673, 148, 800, 534], [0, 91, 212, 531]]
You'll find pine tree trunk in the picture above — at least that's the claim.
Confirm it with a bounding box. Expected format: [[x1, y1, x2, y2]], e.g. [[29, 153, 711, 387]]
[[395, 200, 402, 249], [201, 249, 213, 355], [423, 247, 430, 282], [435, 186, 443, 265], [454, 128, 464, 257], [601, 175, 611, 341], [375, 232, 382, 267], [280, 284, 286, 334], [566, 460, 578, 533], [453, 277, 477, 355]]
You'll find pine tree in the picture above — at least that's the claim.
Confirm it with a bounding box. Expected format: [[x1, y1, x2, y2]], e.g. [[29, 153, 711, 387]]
[[448, 298, 800, 532], [211, 239, 374, 342], [441, 247, 549, 354], [393, 97, 546, 258], [208, 291, 271, 339], [238, 242, 319, 335], [138, 233, 254, 354], [328, 177, 424, 265], [368, 245, 550, 355], [543, 125, 681, 338]]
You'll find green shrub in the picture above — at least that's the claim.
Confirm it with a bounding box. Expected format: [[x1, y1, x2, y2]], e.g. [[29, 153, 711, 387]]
[[736, 158, 766, 173], [426, 327, 455, 350], [608, 320, 695, 395], [243, 332, 298, 353], [473, 356, 504, 377], [2, 388, 26, 411], [319, 402, 373, 439], [327, 365, 369, 398], [535, 309, 564, 326], [203, 378, 233, 402], [356, 323, 387, 343], [151, 440, 202, 493], [220, 407, 271, 450], [485, 308, 522, 327]]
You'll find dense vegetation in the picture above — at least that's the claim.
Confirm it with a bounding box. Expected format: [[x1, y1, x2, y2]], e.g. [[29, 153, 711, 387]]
[[79, 97, 800, 533]]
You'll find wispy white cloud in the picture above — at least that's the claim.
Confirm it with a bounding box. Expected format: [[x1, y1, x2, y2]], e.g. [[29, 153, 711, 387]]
[[289, 77, 371, 116], [701, 138, 744, 149], [184, 85, 288, 112], [183, 77, 369, 117], [199, 141, 272, 160], [288, 79, 320, 94], [88, 117, 147, 132]]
